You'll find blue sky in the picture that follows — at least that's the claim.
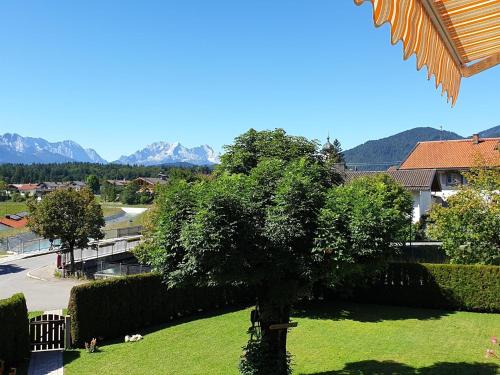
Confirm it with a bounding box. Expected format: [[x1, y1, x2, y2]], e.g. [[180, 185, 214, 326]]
[[0, 0, 498, 161]]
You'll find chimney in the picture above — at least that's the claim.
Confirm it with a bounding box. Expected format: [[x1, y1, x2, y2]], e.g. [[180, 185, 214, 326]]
[[472, 134, 480, 144]]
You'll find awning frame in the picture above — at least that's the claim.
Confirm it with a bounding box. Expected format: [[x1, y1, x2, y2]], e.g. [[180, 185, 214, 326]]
[[421, 0, 500, 77], [355, 0, 500, 105]]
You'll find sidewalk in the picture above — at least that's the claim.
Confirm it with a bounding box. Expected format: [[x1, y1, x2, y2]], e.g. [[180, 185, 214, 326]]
[[28, 351, 64, 375], [27, 264, 61, 282], [28, 309, 64, 375], [0, 249, 55, 264]]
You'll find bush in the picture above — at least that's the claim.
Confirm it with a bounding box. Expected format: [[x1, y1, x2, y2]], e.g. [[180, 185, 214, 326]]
[[68, 273, 253, 346], [10, 192, 26, 202], [334, 263, 500, 312], [0, 293, 30, 366], [427, 188, 499, 265]]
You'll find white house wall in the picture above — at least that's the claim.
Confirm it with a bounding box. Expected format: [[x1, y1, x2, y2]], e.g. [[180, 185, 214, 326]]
[[419, 190, 432, 218], [411, 192, 420, 223], [411, 190, 433, 223]]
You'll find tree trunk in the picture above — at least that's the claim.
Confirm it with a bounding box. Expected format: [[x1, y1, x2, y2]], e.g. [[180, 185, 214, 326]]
[[256, 291, 291, 375], [69, 246, 75, 275]]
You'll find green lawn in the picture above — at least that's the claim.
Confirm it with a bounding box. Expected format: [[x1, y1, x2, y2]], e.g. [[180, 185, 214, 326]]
[[104, 211, 147, 230], [64, 302, 499, 375], [102, 206, 124, 218], [0, 201, 28, 216]]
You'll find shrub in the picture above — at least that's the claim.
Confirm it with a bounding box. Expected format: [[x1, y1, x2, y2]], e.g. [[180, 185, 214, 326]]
[[427, 188, 499, 265], [0, 293, 29, 366], [10, 192, 25, 202], [68, 273, 253, 346], [336, 263, 500, 312]]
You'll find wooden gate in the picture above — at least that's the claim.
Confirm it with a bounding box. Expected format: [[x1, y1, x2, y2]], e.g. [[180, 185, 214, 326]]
[[29, 313, 67, 351]]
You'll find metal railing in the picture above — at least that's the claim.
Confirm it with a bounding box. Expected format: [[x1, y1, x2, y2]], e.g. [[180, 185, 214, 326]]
[[93, 261, 151, 279], [61, 237, 142, 265], [1, 226, 143, 254]]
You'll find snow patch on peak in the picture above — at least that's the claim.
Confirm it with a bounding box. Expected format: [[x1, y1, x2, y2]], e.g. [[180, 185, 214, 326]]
[[115, 141, 219, 166]]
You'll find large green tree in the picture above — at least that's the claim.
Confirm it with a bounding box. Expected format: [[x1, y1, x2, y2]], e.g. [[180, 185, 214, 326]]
[[27, 188, 105, 273], [139, 129, 412, 374]]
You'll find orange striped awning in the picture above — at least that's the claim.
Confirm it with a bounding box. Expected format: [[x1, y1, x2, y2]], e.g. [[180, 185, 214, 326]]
[[355, 0, 500, 106]]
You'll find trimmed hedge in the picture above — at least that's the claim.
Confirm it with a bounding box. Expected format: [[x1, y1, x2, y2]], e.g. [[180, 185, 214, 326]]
[[337, 263, 500, 312], [0, 293, 30, 366], [68, 273, 253, 346]]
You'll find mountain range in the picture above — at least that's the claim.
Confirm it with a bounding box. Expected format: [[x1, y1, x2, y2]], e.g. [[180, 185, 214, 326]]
[[0, 133, 106, 164], [0, 133, 219, 166], [1, 125, 498, 167], [343, 125, 500, 171], [114, 142, 219, 166]]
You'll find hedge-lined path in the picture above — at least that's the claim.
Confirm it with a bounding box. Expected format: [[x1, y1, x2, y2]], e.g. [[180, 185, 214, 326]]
[[28, 351, 63, 375]]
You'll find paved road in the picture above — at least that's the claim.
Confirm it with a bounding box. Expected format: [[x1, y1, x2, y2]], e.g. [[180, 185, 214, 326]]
[[0, 254, 81, 311]]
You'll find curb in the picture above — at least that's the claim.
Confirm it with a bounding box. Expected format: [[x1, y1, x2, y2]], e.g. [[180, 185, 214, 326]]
[[27, 266, 49, 282]]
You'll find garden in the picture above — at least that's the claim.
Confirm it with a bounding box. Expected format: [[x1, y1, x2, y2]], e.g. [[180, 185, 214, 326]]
[[63, 303, 499, 375], [1, 129, 498, 374]]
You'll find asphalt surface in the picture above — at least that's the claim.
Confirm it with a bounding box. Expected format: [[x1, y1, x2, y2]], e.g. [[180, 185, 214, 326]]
[[0, 253, 81, 311]]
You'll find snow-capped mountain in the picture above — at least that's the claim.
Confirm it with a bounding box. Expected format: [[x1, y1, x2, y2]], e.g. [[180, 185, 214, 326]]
[[115, 142, 219, 166], [0, 133, 107, 164]]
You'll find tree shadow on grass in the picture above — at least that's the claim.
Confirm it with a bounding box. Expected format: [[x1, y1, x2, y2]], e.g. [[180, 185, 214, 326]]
[[292, 300, 450, 323], [304, 360, 499, 375]]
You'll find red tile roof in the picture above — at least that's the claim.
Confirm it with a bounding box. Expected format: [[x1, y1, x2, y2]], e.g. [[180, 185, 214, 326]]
[[0, 217, 28, 228], [15, 184, 39, 191], [400, 137, 500, 170]]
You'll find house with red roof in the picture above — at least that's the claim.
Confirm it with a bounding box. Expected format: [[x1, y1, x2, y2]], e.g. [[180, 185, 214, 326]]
[[399, 134, 500, 200], [10, 183, 41, 197]]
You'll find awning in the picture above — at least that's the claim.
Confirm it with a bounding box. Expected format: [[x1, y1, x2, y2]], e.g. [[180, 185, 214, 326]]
[[355, 0, 500, 106]]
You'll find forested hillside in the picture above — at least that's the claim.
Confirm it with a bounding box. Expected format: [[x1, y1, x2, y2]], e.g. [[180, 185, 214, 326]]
[[0, 163, 211, 183], [343, 127, 463, 170]]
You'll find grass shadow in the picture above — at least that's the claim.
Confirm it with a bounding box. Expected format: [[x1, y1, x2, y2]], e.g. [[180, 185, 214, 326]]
[[63, 349, 81, 367], [304, 360, 499, 375], [292, 300, 450, 323]]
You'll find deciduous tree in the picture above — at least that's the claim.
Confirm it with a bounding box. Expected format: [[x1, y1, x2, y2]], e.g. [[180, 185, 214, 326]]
[[141, 129, 412, 374], [27, 188, 105, 273]]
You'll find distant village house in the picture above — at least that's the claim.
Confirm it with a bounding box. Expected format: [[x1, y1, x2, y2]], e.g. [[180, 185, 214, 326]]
[[399, 134, 500, 200]]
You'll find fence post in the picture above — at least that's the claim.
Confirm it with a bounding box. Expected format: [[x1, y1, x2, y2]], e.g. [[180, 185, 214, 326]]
[[64, 315, 71, 349]]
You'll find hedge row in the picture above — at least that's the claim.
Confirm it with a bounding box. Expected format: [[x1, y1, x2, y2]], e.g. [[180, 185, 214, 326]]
[[0, 293, 29, 366], [332, 263, 500, 312], [68, 273, 253, 346]]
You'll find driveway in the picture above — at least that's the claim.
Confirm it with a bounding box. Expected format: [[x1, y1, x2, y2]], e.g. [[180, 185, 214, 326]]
[[0, 253, 82, 311]]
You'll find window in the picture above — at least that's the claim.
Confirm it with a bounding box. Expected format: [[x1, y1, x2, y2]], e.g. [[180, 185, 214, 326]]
[[446, 172, 462, 186]]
